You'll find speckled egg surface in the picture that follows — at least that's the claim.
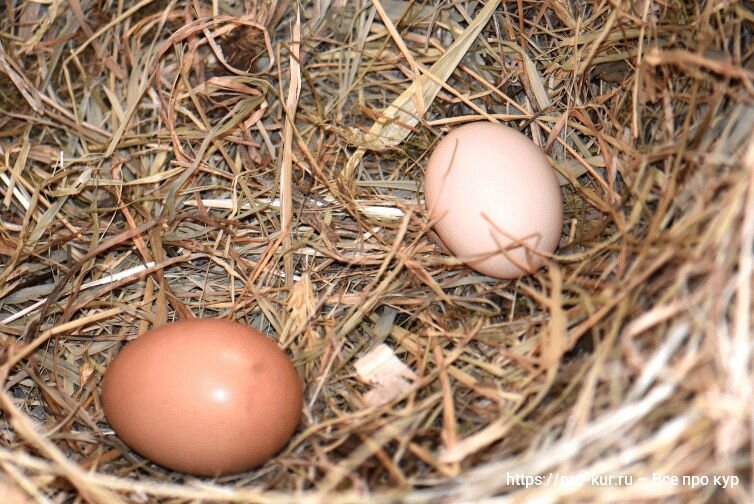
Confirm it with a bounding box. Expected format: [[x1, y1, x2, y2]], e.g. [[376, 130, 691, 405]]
[[102, 319, 303, 476], [424, 122, 563, 279]]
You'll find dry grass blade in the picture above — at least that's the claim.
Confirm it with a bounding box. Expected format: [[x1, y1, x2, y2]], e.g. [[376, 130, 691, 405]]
[[341, 0, 501, 185], [280, 9, 302, 286], [0, 43, 43, 114], [0, 367, 124, 503]]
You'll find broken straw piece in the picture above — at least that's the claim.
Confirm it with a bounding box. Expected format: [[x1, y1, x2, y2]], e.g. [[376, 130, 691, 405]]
[[354, 343, 416, 407]]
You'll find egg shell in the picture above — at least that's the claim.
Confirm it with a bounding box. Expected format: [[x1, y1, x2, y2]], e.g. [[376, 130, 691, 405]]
[[0, 479, 31, 504], [424, 122, 563, 279], [102, 319, 303, 476]]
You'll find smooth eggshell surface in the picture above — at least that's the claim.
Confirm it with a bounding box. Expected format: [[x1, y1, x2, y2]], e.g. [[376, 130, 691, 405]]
[[102, 319, 303, 476], [424, 122, 563, 279]]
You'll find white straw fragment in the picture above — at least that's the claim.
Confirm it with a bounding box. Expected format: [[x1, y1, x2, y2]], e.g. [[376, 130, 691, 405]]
[[0, 172, 31, 210], [184, 198, 406, 220], [2, 262, 156, 325]]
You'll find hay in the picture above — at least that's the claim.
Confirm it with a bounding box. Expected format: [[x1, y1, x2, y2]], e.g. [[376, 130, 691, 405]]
[[0, 0, 752, 502]]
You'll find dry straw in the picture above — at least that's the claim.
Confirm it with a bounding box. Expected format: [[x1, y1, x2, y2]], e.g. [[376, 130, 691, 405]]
[[0, 0, 752, 502]]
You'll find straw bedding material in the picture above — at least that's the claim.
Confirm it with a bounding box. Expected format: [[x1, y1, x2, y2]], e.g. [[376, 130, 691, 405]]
[[0, 1, 752, 502]]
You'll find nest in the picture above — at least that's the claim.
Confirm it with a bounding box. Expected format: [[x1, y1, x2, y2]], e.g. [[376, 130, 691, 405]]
[[1, 0, 752, 502]]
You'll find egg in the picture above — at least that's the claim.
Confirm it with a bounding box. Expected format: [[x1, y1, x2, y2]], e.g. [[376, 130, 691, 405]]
[[424, 122, 563, 279], [101, 319, 303, 476], [0, 479, 31, 504]]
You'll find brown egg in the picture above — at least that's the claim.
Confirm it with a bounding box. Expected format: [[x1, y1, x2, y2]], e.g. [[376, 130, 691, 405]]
[[424, 122, 563, 279], [0, 479, 31, 504], [102, 319, 303, 476]]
